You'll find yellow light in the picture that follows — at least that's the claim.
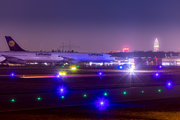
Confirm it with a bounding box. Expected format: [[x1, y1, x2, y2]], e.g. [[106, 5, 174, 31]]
[[71, 67, 76, 70], [59, 72, 66, 76]]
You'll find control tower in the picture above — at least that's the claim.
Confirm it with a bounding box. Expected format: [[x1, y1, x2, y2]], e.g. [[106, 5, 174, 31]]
[[154, 38, 159, 52]]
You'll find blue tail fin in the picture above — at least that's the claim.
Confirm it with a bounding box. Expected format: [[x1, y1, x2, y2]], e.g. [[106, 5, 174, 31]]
[[5, 36, 25, 51]]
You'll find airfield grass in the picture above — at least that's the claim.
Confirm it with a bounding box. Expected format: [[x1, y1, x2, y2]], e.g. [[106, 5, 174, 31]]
[[1, 103, 180, 120]]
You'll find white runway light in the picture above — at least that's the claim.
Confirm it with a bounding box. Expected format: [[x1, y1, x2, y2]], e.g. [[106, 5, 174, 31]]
[[129, 68, 134, 72]]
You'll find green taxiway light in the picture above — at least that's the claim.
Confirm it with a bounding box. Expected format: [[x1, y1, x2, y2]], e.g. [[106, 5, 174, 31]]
[[123, 91, 127, 95], [61, 96, 64, 99], [11, 99, 15, 102], [142, 91, 144, 93], [158, 89, 161, 92], [77, 66, 79, 68], [62, 66, 64, 68], [37, 97, 41, 101], [104, 92, 108, 96], [83, 94, 87, 97]]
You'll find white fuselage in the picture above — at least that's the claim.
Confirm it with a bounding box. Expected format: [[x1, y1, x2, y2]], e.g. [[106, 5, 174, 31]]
[[0, 51, 114, 63]]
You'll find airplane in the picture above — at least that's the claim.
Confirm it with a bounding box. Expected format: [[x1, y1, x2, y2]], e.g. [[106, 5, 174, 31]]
[[0, 36, 114, 66]]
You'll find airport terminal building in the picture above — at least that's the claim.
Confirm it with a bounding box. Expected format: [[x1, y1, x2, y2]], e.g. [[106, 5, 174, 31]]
[[162, 55, 180, 66]]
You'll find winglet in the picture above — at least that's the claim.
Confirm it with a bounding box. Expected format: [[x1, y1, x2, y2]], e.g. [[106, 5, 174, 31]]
[[5, 36, 26, 51]]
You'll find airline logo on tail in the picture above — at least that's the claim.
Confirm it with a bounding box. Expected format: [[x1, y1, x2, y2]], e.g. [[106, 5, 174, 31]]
[[8, 40, 15, 47], [5, 36, 25, 51]]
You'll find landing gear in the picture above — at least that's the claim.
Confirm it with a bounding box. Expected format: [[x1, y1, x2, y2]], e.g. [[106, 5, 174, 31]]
[[0, 63, 9, 67]]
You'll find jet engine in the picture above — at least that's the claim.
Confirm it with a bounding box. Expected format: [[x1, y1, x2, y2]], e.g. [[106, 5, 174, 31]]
[[7, 58, 26, 64], [0, 56, 5, 62], [17, 60, 26, 64], [7, 58, 19, 63], [62, 58, 69, 61], [69, 60, 78, 64]]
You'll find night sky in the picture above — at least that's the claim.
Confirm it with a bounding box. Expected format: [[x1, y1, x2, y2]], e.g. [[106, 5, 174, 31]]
[[1, 0, 180, 52]]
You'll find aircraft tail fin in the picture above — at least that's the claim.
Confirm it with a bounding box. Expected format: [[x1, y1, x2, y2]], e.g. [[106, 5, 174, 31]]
[[5, 36, 26, 51]]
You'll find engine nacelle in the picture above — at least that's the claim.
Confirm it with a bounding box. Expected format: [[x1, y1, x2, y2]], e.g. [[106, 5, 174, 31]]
[[69, 60, 78, 64], [7, 58, 26, 64], [0, 56, 5, 62], [7, 58, 19, 63], [17, 60, 26, 64], [63, 58, 69, 61]]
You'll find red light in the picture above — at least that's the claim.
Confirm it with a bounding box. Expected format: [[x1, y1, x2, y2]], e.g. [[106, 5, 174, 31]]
[[123, 47, 129, 52], [155, 58, 158, 60]]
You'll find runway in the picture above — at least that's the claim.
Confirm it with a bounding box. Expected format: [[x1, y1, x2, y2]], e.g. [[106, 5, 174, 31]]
[[0, 66, 180, 112]]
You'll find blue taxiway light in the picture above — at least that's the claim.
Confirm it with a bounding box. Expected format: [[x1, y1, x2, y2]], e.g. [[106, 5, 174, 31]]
[[118, 65, 124, 70], [100, 101, 104, 105], [11, 73, 15, 77], [60, 88, 64, 92], [57, 85, 67, 96], [155, 73, 159, 77], [166, 81, 173, 89], [168, 82, 171, 86], [95, 97, 109, 111], [99, 72, 102, 75]]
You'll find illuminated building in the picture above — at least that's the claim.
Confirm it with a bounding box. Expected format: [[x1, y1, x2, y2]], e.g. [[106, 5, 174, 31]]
[[154, 38, 159, 52], [123, 47, 129, 52]]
